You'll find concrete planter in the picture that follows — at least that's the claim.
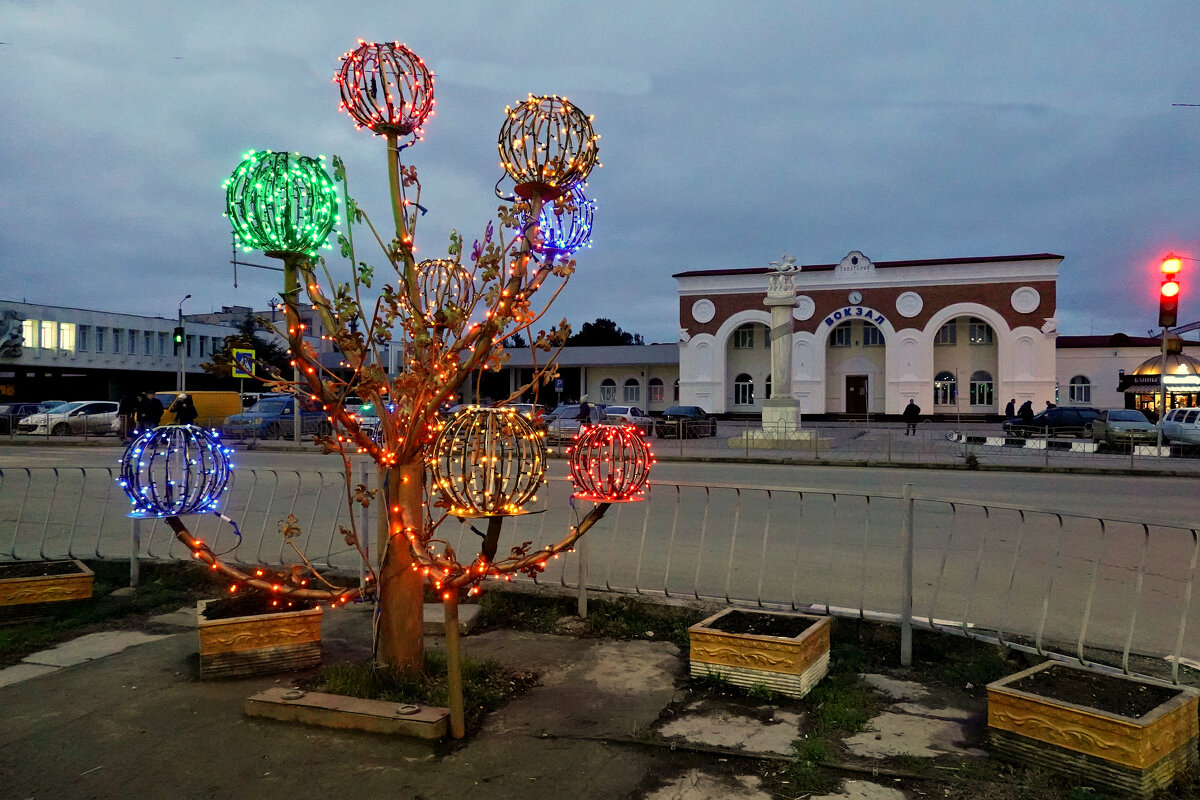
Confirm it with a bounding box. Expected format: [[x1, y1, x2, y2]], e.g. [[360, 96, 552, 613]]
[[197, 599, 323, 679], [688, 608, 831, 698], [988, 661, 1199, 798], [0, 560, 94, 623]]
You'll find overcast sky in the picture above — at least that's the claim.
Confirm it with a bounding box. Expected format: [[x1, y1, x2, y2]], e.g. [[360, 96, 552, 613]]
[[4, 2, 1200, 344]]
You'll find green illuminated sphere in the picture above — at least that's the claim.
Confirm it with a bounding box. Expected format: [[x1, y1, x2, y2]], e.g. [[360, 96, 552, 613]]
[[224, 151, 339, 257]]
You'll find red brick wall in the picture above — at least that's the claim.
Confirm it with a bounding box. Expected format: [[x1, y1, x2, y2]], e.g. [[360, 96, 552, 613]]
[[681, 280, 1056, 335]]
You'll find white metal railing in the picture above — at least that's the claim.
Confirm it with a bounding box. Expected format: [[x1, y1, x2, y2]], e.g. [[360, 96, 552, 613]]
[[1, 466, 1196, 684]]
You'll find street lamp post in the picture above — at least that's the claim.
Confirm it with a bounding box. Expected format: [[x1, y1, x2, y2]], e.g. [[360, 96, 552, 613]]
[[178, 294, 191, 392]]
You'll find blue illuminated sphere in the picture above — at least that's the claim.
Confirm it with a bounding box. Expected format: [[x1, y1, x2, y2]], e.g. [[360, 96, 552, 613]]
[[529, 184, 594, 259], [117, 425, 234, 517]]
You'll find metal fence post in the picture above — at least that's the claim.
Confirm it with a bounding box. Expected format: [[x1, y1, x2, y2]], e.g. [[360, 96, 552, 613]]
[[130, 517, 141, 588], [900, 483, 913, 667], [577, 530, 589, 618]]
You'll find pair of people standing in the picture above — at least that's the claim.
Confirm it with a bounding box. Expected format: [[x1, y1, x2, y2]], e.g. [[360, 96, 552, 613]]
[[1004, 398, 1037, 424]]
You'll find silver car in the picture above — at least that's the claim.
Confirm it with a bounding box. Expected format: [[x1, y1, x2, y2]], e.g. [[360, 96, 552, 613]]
[[1088, 409, 1156, 446], [545, 403, 605, 442], [603, 405, 653, 435], [1158, 407, 1200, 445], [17, 401, 119, 436]]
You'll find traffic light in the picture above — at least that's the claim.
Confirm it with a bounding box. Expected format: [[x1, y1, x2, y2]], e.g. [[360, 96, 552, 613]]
[[1160, 254, 1182, 328], [173, 326, 184, 354]]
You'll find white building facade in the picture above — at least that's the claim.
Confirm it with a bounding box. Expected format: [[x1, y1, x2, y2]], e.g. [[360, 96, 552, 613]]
[[674, 252, 1061, 416]]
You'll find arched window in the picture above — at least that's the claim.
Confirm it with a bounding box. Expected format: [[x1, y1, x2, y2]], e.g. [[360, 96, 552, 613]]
[[623, 378, 640, 403], [734, 373, 754, 405], [648, 377, 664, 404], [599, 378, 617, 402], [1068, 375, 1091, 404], [934, 370, 957, 405], [969, 370, 994, 406]]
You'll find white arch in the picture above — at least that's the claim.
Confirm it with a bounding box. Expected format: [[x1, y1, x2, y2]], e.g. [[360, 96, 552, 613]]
[[921, 302, 1012, 340]]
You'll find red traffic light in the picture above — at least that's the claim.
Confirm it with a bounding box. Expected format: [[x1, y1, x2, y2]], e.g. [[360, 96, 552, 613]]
[[1162, 279, 1181, 298], [1162, 255, 1182, 275]]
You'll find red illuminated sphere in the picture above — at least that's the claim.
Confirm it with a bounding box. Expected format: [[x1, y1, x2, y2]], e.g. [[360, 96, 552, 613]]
[[568, 424, 654, 503], [336, 41, 435, 138]]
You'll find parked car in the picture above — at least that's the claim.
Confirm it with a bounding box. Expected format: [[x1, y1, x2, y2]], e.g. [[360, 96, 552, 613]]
[[1158, 407, 1200, 445], [603, 405, 653, 435], [221, 395, 332, 440], [0, 401, 64, 434], [1002, 407, 1101, 438], [544, 403, 605, 442], [654, 405, 719, 439], [16, 400, 119, 436], [505, 403, 549, 431], [1087, 408, 1157, 446], [349, 401, 385, 443]]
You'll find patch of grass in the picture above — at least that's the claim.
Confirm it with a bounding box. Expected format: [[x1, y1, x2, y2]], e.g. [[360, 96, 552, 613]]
[[746, 683, 776, 702], [310, 651, 536, 734], [805, 672, 882, 736], [788, 735, 836, 794], [585, 596, 703, 651], [0, 560, 215, 667], [476, 591, 565, 633]]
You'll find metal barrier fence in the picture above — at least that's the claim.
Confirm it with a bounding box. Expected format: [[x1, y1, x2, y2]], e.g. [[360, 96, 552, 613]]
[[1, 466, 1196, 683]]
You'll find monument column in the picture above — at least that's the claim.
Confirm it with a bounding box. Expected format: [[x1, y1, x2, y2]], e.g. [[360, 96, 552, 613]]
[[762, 254, 800, 434]]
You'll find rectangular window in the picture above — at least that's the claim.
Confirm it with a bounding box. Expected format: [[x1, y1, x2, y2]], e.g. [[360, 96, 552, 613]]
[[623, 383, 640, 403], [970, 381, 994, 406], [128, 329, 137, 355], [186, 335, 195, 358], [1068, 383, 1091, 403], [934, 322, 956, 346], [831, 325, 852, 347], [649, 382, 664, 403], [969, 319, 994, 345], [734, 381, 753, 405], [40, 320, 57, 349], [96, 327, 106, 352], [22, 319, 37, 348], [600, 383, 617, 402], [78, 325, 89, 352], [732, 327, 755, 349], [158, 332, 167, 356], [862, 326, 884, 347], [112, 329, 123, 354], [199, 336, 208, 357], [143, 331, 152, 356], [58, 323, 76, 351]]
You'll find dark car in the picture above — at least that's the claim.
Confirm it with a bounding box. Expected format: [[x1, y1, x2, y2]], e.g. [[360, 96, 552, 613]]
[[1002, 406, 1101, 438], [0, 402, 62, 434], [654, 405, 718, 439]]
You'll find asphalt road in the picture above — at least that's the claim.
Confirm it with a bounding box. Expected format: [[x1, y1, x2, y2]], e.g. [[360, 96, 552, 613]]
[[2, 438, 1197, 668]]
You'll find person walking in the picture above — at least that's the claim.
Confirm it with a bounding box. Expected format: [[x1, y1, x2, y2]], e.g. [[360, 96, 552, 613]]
[[169, 393, 198, 425], [1004, 398, 1015, 418], [902, 398, 921, 436], [117, 393, 138, 442], [138, 392, 164, 432]]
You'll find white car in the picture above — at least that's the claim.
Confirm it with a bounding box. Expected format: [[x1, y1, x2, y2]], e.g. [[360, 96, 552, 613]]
[[1158, 407, 1200, 445], [603, 405, 653, 435], [17, 401, 119, 436]]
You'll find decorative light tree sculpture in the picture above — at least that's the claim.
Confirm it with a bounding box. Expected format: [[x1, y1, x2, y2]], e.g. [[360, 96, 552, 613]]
[[196, 39, 636, 739]]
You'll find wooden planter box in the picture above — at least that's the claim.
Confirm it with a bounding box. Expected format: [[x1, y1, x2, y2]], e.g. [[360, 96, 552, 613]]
[[988, 661, 1199, 798], [197, 600, 323, 679], [0, 560, 94, 624], [688, 608, 831, 698]]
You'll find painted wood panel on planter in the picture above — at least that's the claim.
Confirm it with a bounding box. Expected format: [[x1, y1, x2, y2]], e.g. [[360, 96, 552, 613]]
[[988, 661, 1199, 799], [688, 608, 831, 698], [197, 600, 323, 679], [0, 560, 95, 624]]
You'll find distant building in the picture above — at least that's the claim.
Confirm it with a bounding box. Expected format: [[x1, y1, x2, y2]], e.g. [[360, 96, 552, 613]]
[[674, 251, 1061, 416], [1057, 334, 1200, 415]]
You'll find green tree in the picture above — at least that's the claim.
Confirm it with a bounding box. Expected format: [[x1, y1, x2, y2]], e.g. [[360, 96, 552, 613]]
[[201, 314, 292, 380], [566, 318, 644, 346]]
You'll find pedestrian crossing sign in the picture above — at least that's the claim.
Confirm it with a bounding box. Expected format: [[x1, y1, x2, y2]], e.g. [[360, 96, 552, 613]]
[[231, 348, 255, 379]]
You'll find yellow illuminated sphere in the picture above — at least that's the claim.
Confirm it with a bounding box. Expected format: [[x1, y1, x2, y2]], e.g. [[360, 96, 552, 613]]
[[430, 406, 546, 518]]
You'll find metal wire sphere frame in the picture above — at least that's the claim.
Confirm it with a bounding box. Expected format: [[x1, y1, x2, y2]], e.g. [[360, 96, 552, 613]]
[[336, 40, 435, 138], [430, 407, 547, 518], [415, 258, 475, 325], [498, 95, 599, 200], [530, 184, 595, 259], [117, 425, 235, 517], [568, 424, 654, 503], [224, 150, 339, 257]]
